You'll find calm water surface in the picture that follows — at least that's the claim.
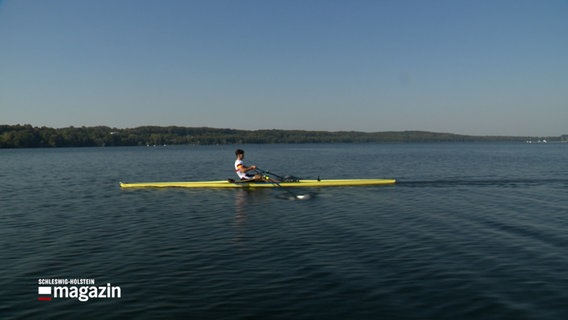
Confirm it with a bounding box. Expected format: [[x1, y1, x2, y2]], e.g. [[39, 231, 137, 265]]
[[1, 143, 567, 319]]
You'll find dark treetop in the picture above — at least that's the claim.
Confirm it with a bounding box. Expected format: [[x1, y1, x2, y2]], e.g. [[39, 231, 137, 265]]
[[0, 124, 563, 148]]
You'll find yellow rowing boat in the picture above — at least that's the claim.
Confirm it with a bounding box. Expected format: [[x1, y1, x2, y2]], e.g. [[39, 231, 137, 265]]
[[119, 179, 396, 189]]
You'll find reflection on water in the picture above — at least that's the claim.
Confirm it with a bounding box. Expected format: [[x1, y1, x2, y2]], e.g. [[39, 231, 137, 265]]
[[234, 189, 249, 243], [233, 188, 277, 244], [235, 189, 248, 219]]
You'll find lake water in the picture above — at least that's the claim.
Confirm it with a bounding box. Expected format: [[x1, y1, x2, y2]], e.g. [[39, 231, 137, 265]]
[[1, 143, 567, 319]]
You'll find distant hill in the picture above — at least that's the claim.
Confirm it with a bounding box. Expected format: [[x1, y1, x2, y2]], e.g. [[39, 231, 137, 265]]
[[0, 124, 561, 148]]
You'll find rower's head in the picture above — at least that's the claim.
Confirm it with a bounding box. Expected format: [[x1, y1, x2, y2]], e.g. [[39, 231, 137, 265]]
[[235, 149, 245, 159]]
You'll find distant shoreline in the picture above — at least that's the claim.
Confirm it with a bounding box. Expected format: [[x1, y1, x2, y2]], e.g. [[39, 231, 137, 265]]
[[1, 124, 566, 148]]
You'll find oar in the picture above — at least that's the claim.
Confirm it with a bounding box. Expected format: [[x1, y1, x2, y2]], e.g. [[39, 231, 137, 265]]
[[255, 167, 285, 181], [274, 180, 308, 200], [255, 168, 309, 200]]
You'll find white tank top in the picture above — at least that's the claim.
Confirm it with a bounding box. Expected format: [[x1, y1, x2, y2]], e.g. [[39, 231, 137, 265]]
[[234, 159, 248, 179]]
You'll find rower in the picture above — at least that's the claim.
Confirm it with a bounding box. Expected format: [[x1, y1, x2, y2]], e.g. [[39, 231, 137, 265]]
[[234, 149, 275, 182]]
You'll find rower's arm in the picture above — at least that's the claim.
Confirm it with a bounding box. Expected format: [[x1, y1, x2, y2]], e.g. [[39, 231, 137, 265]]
[[237, 164, 256, 173]]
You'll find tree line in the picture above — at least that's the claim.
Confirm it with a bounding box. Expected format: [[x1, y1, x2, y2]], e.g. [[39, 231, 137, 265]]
[[0, 124, 557, 148]]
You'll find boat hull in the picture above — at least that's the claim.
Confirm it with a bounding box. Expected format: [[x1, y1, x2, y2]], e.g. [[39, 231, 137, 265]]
[[119, 179, 396, 189]]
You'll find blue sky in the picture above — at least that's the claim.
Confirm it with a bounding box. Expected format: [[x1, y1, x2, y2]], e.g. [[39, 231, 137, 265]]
[[1, 0, 566, 136]]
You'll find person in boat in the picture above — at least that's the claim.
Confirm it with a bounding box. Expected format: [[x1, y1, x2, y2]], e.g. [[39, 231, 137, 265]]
[[234, 149, 274, 182]]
